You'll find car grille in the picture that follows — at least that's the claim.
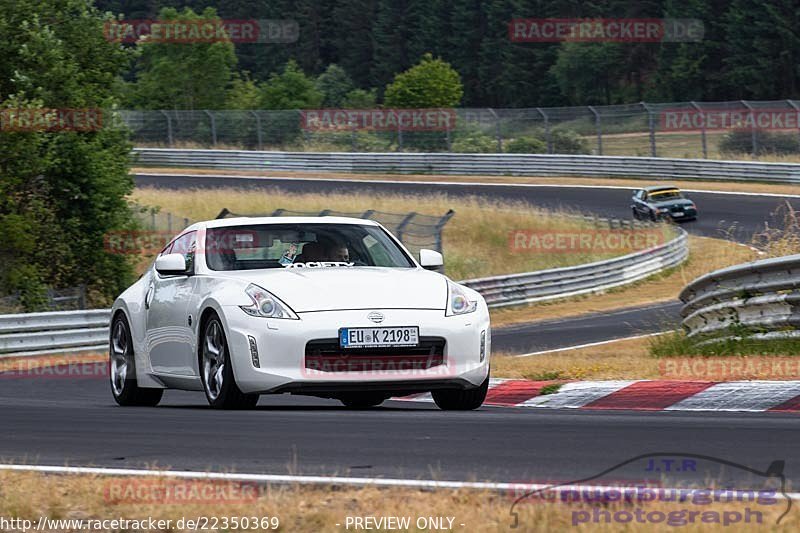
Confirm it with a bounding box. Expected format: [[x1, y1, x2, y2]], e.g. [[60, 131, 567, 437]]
[[304, 337, 446, 373]]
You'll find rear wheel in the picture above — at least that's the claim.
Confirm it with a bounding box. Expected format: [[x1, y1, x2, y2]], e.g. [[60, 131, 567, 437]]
[[432, 374, 489, 411], [110, 314, 163, 407], [631, 208, 640, 220], [200, 315, 259, 410], [339, 393, 386, 408]]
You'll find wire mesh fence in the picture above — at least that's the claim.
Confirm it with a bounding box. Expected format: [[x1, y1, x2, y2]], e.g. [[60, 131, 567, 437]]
[[120, 100, 800, 159], [0, 285, 87, 313]]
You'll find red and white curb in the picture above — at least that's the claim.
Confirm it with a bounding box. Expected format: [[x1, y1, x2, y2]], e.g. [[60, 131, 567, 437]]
[[398, 378, 800, 412]]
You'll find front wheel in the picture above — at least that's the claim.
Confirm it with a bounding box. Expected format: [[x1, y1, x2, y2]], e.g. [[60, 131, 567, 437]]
[[432, 374, 489, 411], [200, 315, 259, 410], [110, 314, 163, 407]]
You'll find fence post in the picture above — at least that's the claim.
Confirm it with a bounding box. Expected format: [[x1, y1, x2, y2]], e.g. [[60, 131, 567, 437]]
[[536, 108, 551, 153], [397, 116, 404, 151], [588, 106, 602, 155], [788, 100, 800, 150], [488, 108, 502, 152], [741, 100, 758, 156], [361, 210, 375, 219], [433, 209, 455, 254], [690, 101, 707, 158], [204, 110, 217, 146], [642, 102, 656, 157], [250, 111, 263, 150], [160, 110, 174, 147], [396, 212, 417, 243]]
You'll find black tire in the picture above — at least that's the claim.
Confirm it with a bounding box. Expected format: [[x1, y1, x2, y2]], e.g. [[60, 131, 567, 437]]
[[432, 373, 490, 411], [110, 314, 163, 407], [631, 208, 640, 220], [649, 210, 658, 222], [339, 393, 386, 408], [199, 314, 259, 410]]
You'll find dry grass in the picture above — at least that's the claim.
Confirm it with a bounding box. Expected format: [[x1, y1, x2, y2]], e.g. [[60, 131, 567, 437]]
[[490, 236, 758, 327], [133, 166, 800, 197], [0, 470, 794, 532], [131, 187, 667, 281]]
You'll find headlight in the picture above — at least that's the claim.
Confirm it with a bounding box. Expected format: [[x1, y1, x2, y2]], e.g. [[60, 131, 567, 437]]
[[240, 284, 299, 320], [446, 281, 478, 316]]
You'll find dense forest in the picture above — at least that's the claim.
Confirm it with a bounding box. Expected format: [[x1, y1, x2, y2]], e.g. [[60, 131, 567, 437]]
[[95, 0, 800, 108]]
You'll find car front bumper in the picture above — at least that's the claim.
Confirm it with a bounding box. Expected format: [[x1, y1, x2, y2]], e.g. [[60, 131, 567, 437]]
[[221, 307, 491, 395]]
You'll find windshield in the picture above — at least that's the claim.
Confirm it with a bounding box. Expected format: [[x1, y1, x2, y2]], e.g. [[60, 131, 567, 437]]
[[205, 223, 415, 271]]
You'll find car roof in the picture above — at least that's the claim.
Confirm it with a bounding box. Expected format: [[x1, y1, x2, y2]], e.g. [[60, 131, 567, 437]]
[[202, 216, 381, 229], [642, 185, 681, 193]]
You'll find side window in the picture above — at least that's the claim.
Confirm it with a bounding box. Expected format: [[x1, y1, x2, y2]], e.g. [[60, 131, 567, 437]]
[[635, 190, 644, 201], [170, 231, 197, 273]]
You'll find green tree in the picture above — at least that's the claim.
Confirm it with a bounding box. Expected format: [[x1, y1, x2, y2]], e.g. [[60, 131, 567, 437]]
[[225, 72, 261, 109], [384, 53, 464, 108], [127, 7, 238, 110], [316, 64, 355, 107], [260, 60, 324, 109], [0, 0, 136, 309]]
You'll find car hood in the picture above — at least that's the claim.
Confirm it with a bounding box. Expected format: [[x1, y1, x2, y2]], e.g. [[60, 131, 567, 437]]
[[229, 267, 448, 312]]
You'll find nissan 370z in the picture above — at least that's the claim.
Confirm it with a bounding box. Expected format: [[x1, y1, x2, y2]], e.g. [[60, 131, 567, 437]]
[[110, 217, 491, 410]]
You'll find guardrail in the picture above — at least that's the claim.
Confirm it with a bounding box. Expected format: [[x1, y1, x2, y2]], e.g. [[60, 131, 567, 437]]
[[0, 227, 688, 356], [133, 148, 800, 183], [0, 310, 109, 357], [463, 228, 688, 308], [680, 254, 800, 343]]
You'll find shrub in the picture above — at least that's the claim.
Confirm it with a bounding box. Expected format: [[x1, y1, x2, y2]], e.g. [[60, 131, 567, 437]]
[[451, 131, 497, 153], [505, 136, 547, 153], [719, 130, 800, 155]]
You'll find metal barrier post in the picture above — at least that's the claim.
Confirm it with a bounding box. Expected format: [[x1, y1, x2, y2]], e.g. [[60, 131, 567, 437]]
[[741, 100, 758, 156], [160, 111, 173, 147], [588, 106, 602, 155], [204, 110, 217, 146], [642, 102, 656, 157], [690, 101, 707, 158]]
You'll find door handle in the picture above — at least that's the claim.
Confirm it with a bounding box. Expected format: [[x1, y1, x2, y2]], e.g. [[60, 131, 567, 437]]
[[145, 285, 154, 310]]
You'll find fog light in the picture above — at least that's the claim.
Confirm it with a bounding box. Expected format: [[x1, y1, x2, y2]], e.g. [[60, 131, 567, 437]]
[[248, 335, 260, 368], [480, 330, 486, 362]]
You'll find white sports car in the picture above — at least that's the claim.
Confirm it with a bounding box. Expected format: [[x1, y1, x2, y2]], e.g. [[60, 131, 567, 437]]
[[110, 216, 491, 410]]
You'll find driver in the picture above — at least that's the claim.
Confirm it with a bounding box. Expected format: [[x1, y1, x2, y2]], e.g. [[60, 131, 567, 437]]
[[327, 242, 350, 263]]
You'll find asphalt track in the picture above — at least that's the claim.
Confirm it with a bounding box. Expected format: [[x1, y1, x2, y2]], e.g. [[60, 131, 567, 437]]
[[492, 301, 681, 354], [2, 372, 799, 488], [5, 174, 797, 491], [136, 173, 800, 242]]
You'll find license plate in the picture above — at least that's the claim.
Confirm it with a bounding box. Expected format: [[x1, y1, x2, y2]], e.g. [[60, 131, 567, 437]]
[[339, 327, 419, 348], [671, 211, 684, 217]]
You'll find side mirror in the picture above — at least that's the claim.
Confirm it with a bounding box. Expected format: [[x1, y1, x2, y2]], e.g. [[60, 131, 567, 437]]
[[419, 249, 444, 270], [155, 253, 188, 276]]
